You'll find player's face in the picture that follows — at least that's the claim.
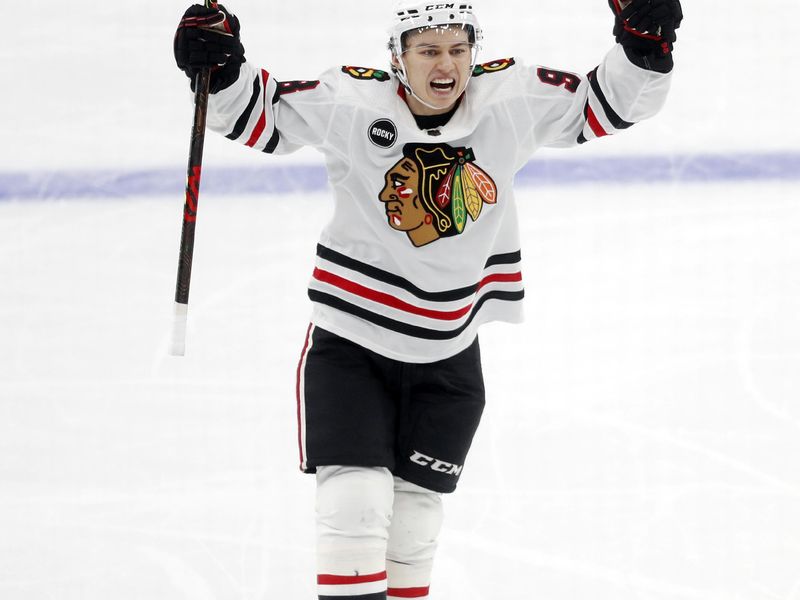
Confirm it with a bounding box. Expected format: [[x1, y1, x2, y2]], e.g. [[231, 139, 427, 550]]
[[395, 27, 474, 116]]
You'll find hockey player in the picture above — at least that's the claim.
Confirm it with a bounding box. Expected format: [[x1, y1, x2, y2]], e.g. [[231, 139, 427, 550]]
[[173, 1, 683, 598]]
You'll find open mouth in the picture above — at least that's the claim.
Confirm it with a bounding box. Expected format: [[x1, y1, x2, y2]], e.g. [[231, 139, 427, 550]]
[[430, 78, 456, 94]]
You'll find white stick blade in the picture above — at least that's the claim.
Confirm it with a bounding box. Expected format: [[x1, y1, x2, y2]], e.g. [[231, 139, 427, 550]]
[[170, 302, 189, 356]]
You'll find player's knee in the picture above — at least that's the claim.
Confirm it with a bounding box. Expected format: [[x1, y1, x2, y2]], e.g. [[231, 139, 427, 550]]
[[387, 477, 443, 563], [316, 465, 394, 541]]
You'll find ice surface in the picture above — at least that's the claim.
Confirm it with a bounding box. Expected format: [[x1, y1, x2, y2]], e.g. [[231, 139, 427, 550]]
[[2, 1, 800, 599]]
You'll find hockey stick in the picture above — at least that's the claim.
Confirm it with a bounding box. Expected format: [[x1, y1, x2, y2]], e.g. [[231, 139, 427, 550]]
[[170, 0, 217, 356]]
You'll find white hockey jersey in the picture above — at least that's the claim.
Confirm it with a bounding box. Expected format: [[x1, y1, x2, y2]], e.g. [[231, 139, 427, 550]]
[[205, 44, 672, 363]]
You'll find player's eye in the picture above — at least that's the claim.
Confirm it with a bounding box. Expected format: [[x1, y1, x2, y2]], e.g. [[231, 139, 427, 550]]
[[452, 44, 473, 57], [392, 176, 405, 188]]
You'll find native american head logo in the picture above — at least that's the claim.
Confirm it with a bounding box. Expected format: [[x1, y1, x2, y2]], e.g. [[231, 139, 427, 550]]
[[378, 143, 498, 248]]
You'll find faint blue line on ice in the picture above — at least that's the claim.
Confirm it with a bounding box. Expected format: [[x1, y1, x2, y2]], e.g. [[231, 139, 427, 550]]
[[1, 151, 799, 201]]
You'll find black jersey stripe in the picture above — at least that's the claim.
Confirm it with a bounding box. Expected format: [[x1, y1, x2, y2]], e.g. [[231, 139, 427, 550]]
[[309, 289, 524, 341], [577, 99, 592, 144], [588, 67, 634, 130], [316, 244, 521, 303], [225, 74, 262, 141], [485, 250, 522, 267], [263, 128, 280, 154], [317, 244, 476, 301]]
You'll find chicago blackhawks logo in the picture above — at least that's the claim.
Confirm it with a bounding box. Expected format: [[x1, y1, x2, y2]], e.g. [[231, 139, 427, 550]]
[[472, 58, 515, 77], [379, 143, 498, 248], [342, 66, 391, 82]]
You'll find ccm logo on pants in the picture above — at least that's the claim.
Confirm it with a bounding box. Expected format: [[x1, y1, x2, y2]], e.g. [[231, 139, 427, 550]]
[[410, 451, 463, 476]]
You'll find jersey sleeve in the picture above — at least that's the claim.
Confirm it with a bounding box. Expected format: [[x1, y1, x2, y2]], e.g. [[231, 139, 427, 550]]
[[511, 43, 672, 155], [205, 61, 340, 155]]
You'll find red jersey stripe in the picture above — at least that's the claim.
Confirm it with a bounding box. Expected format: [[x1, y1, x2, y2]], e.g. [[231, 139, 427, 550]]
[[314, 268, 471, 321], [477, 271, 523, 291], [586, 104, 608, 138], [313, 269, 522, 322], [245, 69, 270, 147]]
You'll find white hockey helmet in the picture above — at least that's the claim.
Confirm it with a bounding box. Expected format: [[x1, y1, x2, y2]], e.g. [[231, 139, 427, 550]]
[[388, 1, 484, 56]]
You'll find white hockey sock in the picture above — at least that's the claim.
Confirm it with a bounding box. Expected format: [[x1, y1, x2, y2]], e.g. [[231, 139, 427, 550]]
[[386, 477, 443, 599], [316, 465, 395, 599]]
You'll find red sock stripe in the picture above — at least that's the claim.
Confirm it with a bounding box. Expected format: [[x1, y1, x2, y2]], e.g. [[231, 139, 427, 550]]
[[387, 586, 430, 598], [318, 571, 388, 585]]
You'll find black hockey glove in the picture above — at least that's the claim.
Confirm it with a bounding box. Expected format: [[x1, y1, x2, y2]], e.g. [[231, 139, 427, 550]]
[[174, 4, 245, 93], [608, 0, 683, 73]]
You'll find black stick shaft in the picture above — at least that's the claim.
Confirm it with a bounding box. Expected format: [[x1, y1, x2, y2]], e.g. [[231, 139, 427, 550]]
[[174, 66, 212, 306]]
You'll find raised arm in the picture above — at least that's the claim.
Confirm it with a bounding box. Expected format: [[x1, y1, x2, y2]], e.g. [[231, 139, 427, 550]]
[[173, 3, 337, 155], [508, 0, 683, 153]]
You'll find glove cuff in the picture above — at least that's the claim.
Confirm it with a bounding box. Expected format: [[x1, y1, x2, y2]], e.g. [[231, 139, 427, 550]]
[[188, 60, 245, 94], [622, 46, 674, 74]]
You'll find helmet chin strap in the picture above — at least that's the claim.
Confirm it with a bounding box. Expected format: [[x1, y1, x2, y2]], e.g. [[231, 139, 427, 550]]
[[394, 51, 477, 113]]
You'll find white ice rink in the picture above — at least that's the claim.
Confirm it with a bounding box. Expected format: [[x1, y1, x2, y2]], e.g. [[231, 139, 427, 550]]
[[2, 2, 799, 599]]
